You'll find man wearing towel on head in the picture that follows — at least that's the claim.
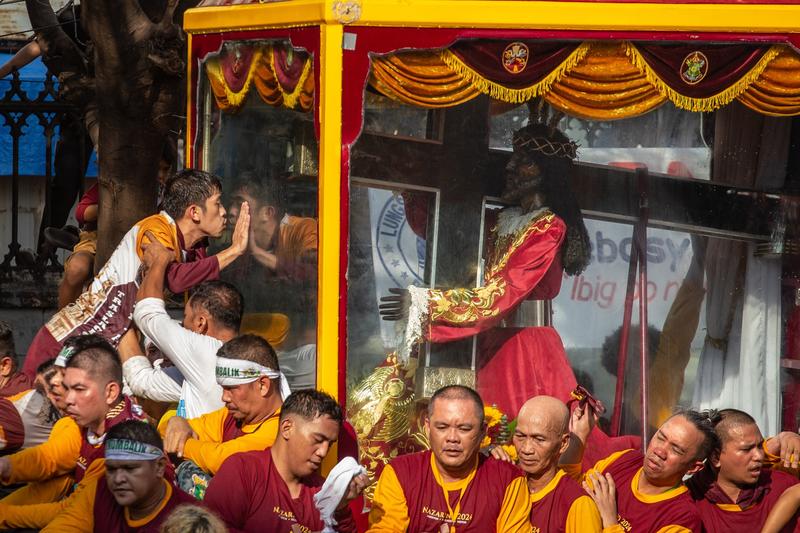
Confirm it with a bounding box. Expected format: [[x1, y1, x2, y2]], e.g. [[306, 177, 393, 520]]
[[159, 334, 290, 497]]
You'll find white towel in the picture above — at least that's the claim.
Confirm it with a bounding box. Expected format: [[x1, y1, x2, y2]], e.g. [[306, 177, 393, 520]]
[[313, 457, 367, 532]]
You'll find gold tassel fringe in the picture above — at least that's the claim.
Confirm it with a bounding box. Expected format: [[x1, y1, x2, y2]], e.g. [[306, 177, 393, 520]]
[[205, 49, 263, 110], [439, 42, 591, 104], [623, 41, 782, 113]]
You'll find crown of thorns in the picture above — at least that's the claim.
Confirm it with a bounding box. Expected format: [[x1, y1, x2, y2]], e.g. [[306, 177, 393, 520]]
[[512, 132, 578, 160]]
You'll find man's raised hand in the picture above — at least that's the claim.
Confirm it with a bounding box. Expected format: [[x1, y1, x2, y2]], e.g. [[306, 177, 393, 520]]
[[141, 231, 175, 268], [231, 201, 250, 255]]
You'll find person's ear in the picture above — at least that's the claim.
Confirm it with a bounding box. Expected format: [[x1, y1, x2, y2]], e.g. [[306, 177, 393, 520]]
[[686, 459, 706, 476], [423, 413, 431, 440], [279, 417, 293, 440], [265, 205, 276, 220], [0, 356, 13, 378], [258, 376, 272, 398], [559, 432, 571, 455], [197, 315, 209, 335], [711, 449, 722, 469], [187, 204, 202, 223], [154, 456, 166, 478], [105, 381, 121, 406]]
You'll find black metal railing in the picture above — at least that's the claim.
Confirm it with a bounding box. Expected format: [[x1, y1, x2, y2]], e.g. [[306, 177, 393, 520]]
[[0, 68, 80, 277]]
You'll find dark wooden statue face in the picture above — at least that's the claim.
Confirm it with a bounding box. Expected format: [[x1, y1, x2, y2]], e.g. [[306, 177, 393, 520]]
[[501, 150, 543, 205]]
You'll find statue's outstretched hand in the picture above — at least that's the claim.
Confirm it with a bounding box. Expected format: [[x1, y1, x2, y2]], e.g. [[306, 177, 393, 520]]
[[379, 288, 410, 321]]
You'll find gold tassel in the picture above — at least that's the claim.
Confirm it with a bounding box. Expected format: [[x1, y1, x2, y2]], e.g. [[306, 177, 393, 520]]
[[439, 42, 591, 104], [623, 42, 782, 113], [267, 47, 314, 110], [205, 49, 263, 110]]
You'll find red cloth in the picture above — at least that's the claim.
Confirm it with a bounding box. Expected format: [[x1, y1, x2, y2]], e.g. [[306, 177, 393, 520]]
[[601, 450, 701, 531], [477, 327, 575, 417], [425, 213, 565, 343], [634, 43, 772, 99], [449, 41, 582, 89], [75, 183, 99, 229], [387, 450, 525, 532], [0, 395, 25, 454], [688, 467, 800, 532], [0, 371, 32, 397], [204, 448, 356, 533], [93, 478, 196, 532], [21, 327, 61, 381]]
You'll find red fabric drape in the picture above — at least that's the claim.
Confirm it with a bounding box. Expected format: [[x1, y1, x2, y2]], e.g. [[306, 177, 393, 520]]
[[448, 40, 581, 89], [219, 44, 258, 93], [632, 43, 771, 98]]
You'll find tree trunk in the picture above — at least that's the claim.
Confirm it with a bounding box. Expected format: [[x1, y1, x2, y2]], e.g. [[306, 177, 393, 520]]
[[82, 0, 186, 268]]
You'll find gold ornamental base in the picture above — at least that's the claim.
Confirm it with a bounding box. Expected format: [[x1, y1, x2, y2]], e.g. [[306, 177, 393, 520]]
[[414, 366, 476, 401]]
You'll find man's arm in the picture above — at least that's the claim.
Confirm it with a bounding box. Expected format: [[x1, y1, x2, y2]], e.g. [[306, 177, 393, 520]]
[[366, 465, 410, 532], [0, 458, 102, 529], [764, 431, 800, 470], [118, 328, 181, 403], [181, 423, 278, 475], [496, 477, 533, 533], [40, 478, 97, 533], [1, 417, 81, 484], [559, 403, 597, 468]]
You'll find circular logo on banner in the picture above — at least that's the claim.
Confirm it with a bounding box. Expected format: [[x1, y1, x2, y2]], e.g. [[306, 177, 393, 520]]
[[502, 42, 530, 74], [376, 195, 426, 287], [680, 51, 709, 85]]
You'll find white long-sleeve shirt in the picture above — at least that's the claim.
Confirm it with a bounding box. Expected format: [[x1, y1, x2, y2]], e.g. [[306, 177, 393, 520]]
[[123, 355, 182, 403], [130, 297, 224, 419]]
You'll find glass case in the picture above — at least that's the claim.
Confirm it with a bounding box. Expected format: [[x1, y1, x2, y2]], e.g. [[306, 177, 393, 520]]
[[184, 0, 800, 509]]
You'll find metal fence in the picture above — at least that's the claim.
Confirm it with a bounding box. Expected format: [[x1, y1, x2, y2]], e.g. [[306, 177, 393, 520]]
[[0, 68, 81, 278]]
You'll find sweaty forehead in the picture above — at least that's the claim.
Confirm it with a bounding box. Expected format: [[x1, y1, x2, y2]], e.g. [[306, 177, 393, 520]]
[[63, 366, 93, 387], [430, 397, 481, 423], [720, 421, 762, 447]]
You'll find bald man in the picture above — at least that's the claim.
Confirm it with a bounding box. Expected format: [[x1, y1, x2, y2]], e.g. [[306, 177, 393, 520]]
[[494, 396, 605, 533]]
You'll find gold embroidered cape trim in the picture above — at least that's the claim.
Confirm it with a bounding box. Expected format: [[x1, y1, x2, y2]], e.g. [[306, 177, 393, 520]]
[[486, 211, 556, 280]]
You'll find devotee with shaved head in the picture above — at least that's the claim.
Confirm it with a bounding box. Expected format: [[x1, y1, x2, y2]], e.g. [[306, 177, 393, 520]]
[[686, 408, 800, 532], [565, 406, 717, 532], [493, 395, 605, 532], [368, 384, 531, 532]]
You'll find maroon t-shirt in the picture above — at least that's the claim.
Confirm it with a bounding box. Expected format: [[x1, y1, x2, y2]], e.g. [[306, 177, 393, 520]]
[[75, 396, 145, 485], [600, 449, 702, 532], [388, 450, 526, 532], [93, 477, 196, 532], [692, 469, 800, 532], [530, 471, 590, 533], [204, 448, 356, 533], [0, 395, 24, 452], [0, 372, 32, 397]]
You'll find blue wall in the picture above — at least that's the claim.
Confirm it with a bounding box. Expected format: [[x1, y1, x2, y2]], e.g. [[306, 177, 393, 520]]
[[0, 54, 97, 177]]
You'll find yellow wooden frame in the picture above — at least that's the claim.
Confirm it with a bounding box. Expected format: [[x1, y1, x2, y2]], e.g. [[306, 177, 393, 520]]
[[185, 0, 800, 33], [184, 0, 800, 406]]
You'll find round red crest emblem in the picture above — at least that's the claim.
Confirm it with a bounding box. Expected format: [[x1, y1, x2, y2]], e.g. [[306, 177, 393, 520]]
[[502, 42, 529, 74]]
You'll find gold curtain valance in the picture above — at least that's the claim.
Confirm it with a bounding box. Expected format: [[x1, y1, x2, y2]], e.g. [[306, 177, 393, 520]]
[[203, 40, 800, 119], [205, 44, 314, 112], [369, 41, 800, 119]]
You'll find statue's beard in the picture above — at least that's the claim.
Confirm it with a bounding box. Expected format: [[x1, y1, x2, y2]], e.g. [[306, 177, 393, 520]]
[[501, 177, 541, 204]]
